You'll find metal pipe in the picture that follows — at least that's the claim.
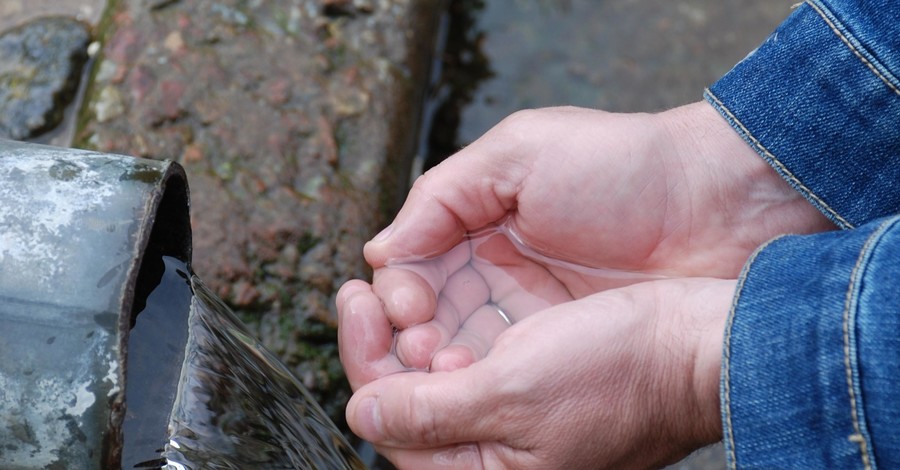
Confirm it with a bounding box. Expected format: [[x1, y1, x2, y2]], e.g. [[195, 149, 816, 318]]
[[0, 139, 190, 468]]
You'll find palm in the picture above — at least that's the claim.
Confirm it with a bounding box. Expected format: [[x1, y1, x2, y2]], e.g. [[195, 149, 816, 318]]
[[504, 128, 676, 274], [374, 221, 667, 372]]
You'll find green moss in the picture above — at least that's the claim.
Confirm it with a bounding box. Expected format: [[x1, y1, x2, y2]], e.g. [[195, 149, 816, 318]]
[[296, 319, 336, 344], [73, 0, 121, 149], [297, 232, 320, 254]]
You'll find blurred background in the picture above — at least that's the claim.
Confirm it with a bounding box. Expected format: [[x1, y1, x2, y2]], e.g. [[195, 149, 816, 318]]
[[0, 0, 793, 468]]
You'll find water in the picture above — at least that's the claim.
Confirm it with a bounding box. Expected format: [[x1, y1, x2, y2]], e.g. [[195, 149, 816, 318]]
[[382, 220, 662, 372], [123, 257, 193, 467], [123, 256, 365, 469]]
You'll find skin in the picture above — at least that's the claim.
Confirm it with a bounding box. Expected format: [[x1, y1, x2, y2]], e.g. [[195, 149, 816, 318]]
[[337, 101, 833, 469], [339, 278, 732, 469]]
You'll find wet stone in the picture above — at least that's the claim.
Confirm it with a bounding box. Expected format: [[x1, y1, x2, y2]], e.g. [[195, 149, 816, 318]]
[[0, 16, 90, 140]]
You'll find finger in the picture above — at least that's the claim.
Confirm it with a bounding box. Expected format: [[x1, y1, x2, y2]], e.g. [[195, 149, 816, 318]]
[[394, 289, 484, 370], [430, 304, 511, 372], [394, 322, 444, 370], [346, 367, 498, 448], [372, 268, 437, 329], [336, 279, 372, 312], [364, 137, 529, 268], [436, 263, 491, 320], [394, 266, 491, 369], [470, 233, 573, 321], [338, 286, 408, 390], [372, 241, 473, 328]]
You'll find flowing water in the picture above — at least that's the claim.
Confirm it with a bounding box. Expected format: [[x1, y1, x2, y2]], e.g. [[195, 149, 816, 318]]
[[123, 256, 365, 469]]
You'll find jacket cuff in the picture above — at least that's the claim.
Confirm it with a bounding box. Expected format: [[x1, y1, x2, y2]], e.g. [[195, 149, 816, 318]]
[[723, 216, 900, 468], [704, 1, 900, 229]]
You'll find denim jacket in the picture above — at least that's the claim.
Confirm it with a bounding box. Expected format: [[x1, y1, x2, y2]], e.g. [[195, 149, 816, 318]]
[[704, 1, 900, 468]]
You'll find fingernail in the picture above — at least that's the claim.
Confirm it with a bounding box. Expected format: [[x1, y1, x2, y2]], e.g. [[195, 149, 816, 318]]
[[355, 396, 383, 440], [373, 224, 394, 242], [433, 444, 480, 466]]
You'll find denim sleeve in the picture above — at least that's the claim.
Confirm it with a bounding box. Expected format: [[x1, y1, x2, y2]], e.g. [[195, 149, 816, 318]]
[[704, 0, 900, 229], [723, 216, 900, 469]]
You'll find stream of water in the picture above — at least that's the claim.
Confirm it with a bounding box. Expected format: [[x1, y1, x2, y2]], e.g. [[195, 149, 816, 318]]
[[123, 256, 365, 469]]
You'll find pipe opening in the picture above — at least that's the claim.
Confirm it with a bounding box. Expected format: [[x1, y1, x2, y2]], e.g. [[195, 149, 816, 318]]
[[130, 171, 191, 322], [119, 166, 194, 468]]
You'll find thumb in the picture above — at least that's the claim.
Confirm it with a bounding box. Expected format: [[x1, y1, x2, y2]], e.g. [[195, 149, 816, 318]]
[[364, 140, 527, 268], [346, 366, 500, 448]]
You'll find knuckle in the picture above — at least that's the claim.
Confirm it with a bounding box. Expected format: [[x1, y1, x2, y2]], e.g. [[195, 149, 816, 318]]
[[410, 170, 435, 193]]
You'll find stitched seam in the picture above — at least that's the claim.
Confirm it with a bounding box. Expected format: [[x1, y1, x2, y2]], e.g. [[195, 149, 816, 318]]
[[722, 239, 777, 469], [843, 254, 872, 470], [841, 219, 896, 470], [705, 89, 854, 229], [806, 0, 900, 98]]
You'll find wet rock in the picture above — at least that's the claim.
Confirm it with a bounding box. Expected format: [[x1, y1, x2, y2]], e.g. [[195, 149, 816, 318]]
[[95, 86, 125, 123], [0, 0, 106, 34], [0, 16, 90, 140], [77, 0, 441, 426]]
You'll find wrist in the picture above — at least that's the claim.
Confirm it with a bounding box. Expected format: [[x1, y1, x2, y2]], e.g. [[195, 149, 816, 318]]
[[657, 102, 834, 276], [651, 279, 731, 458], [686, 279, 732, 446]]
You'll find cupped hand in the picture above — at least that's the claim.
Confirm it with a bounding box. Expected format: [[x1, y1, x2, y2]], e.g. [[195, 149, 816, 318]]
[[340, 278, 735, 470], [359, 223, 663, 372], [354, 101, 831, 373], [365, 102, 832, 278], [337, 101, 832, 467]]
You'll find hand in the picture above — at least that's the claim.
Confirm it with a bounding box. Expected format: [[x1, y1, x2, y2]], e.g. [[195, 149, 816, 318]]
[[365, 102, 832, 277], [339, 278, 735, 469], [338, 102, 831, 467], [356, 101, 831, 372]]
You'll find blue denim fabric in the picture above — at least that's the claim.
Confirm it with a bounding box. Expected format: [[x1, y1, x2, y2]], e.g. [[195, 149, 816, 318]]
[[724, 217, 900, 469], [704, 1, 900, 468], [704, 0, 900, 229]]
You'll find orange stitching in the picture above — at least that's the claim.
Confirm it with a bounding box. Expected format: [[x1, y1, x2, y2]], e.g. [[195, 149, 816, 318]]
[[705, 89, 854, 229], [807, 0, 900, 97]]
